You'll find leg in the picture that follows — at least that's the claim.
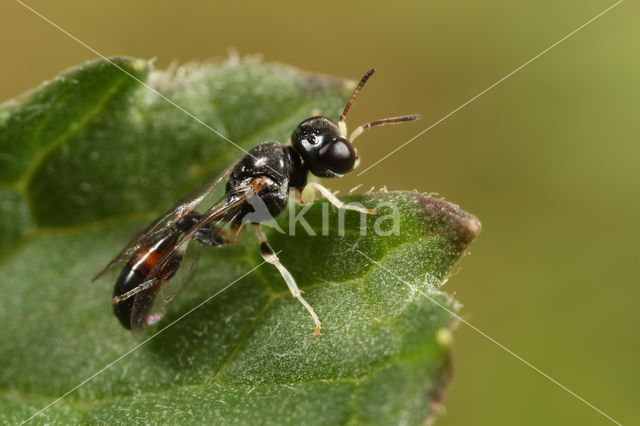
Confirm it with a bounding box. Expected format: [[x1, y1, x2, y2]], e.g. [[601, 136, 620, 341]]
[[113, 277, 160, 304], [162, 224, 246, 304], [298, 182, 376, 215], [253, 224, 322, 336], [194, 223, 246, 247], [178, 212, 246, 248]]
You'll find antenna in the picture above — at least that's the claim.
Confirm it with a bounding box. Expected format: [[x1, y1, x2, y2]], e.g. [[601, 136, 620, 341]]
[[350, 114, 420, 142], [339, 68, 376, 135]]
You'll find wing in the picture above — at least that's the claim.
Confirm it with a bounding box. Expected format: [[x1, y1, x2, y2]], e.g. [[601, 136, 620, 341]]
[[127, 183, 257, 333], [143, 181, 258, 283], [129, 278, 163, 335], [93, 166, 232, 281], [129, 244, 205, 334]]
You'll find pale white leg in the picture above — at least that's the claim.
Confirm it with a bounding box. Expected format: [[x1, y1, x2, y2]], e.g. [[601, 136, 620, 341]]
[[302, 181, 376, 215], [113, 277, 160, 304], [253, 224, 322, 336]]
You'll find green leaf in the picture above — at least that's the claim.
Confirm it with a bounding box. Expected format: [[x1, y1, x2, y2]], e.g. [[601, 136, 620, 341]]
[[0, 58, 480, 424]]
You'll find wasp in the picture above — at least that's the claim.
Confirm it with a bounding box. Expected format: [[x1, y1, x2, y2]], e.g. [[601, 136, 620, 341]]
[[93, 68, 419, 336]]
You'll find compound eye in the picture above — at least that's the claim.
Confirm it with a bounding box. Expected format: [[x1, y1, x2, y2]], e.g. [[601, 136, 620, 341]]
[[318, 138, 356, 175]]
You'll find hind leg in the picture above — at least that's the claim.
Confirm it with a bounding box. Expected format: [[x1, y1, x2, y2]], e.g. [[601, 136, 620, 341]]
[[194, 223, 246, 247], [253, 224, 321, 336], [179, 211, 246, 247]]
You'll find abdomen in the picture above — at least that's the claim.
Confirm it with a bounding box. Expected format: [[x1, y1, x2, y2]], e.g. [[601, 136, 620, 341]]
[[112, 234, 177, 329], [113, 264, 148, 329]]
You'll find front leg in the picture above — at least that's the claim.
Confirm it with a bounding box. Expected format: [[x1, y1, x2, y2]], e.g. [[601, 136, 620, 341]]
[[296, 182, 377, 215]]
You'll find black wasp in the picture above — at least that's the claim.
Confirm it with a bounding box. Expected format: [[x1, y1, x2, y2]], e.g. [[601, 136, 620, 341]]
[[93, 69, 419, 336]]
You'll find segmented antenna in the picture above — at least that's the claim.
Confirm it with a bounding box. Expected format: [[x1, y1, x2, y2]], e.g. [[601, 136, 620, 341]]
[[339, 68, 376, 135], [350, 114, 420, 142]]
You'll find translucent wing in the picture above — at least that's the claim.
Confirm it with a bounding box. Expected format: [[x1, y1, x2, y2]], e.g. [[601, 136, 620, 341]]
[[126, 184, 256, 333], [129, 243, 206, 334], [128, 278, 162, 334], [143, 182, 257, 283], [93, 166, 232, 281]]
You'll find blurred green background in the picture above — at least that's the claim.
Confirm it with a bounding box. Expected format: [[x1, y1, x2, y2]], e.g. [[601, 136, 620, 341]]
[[1, 0, 637, 424]]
